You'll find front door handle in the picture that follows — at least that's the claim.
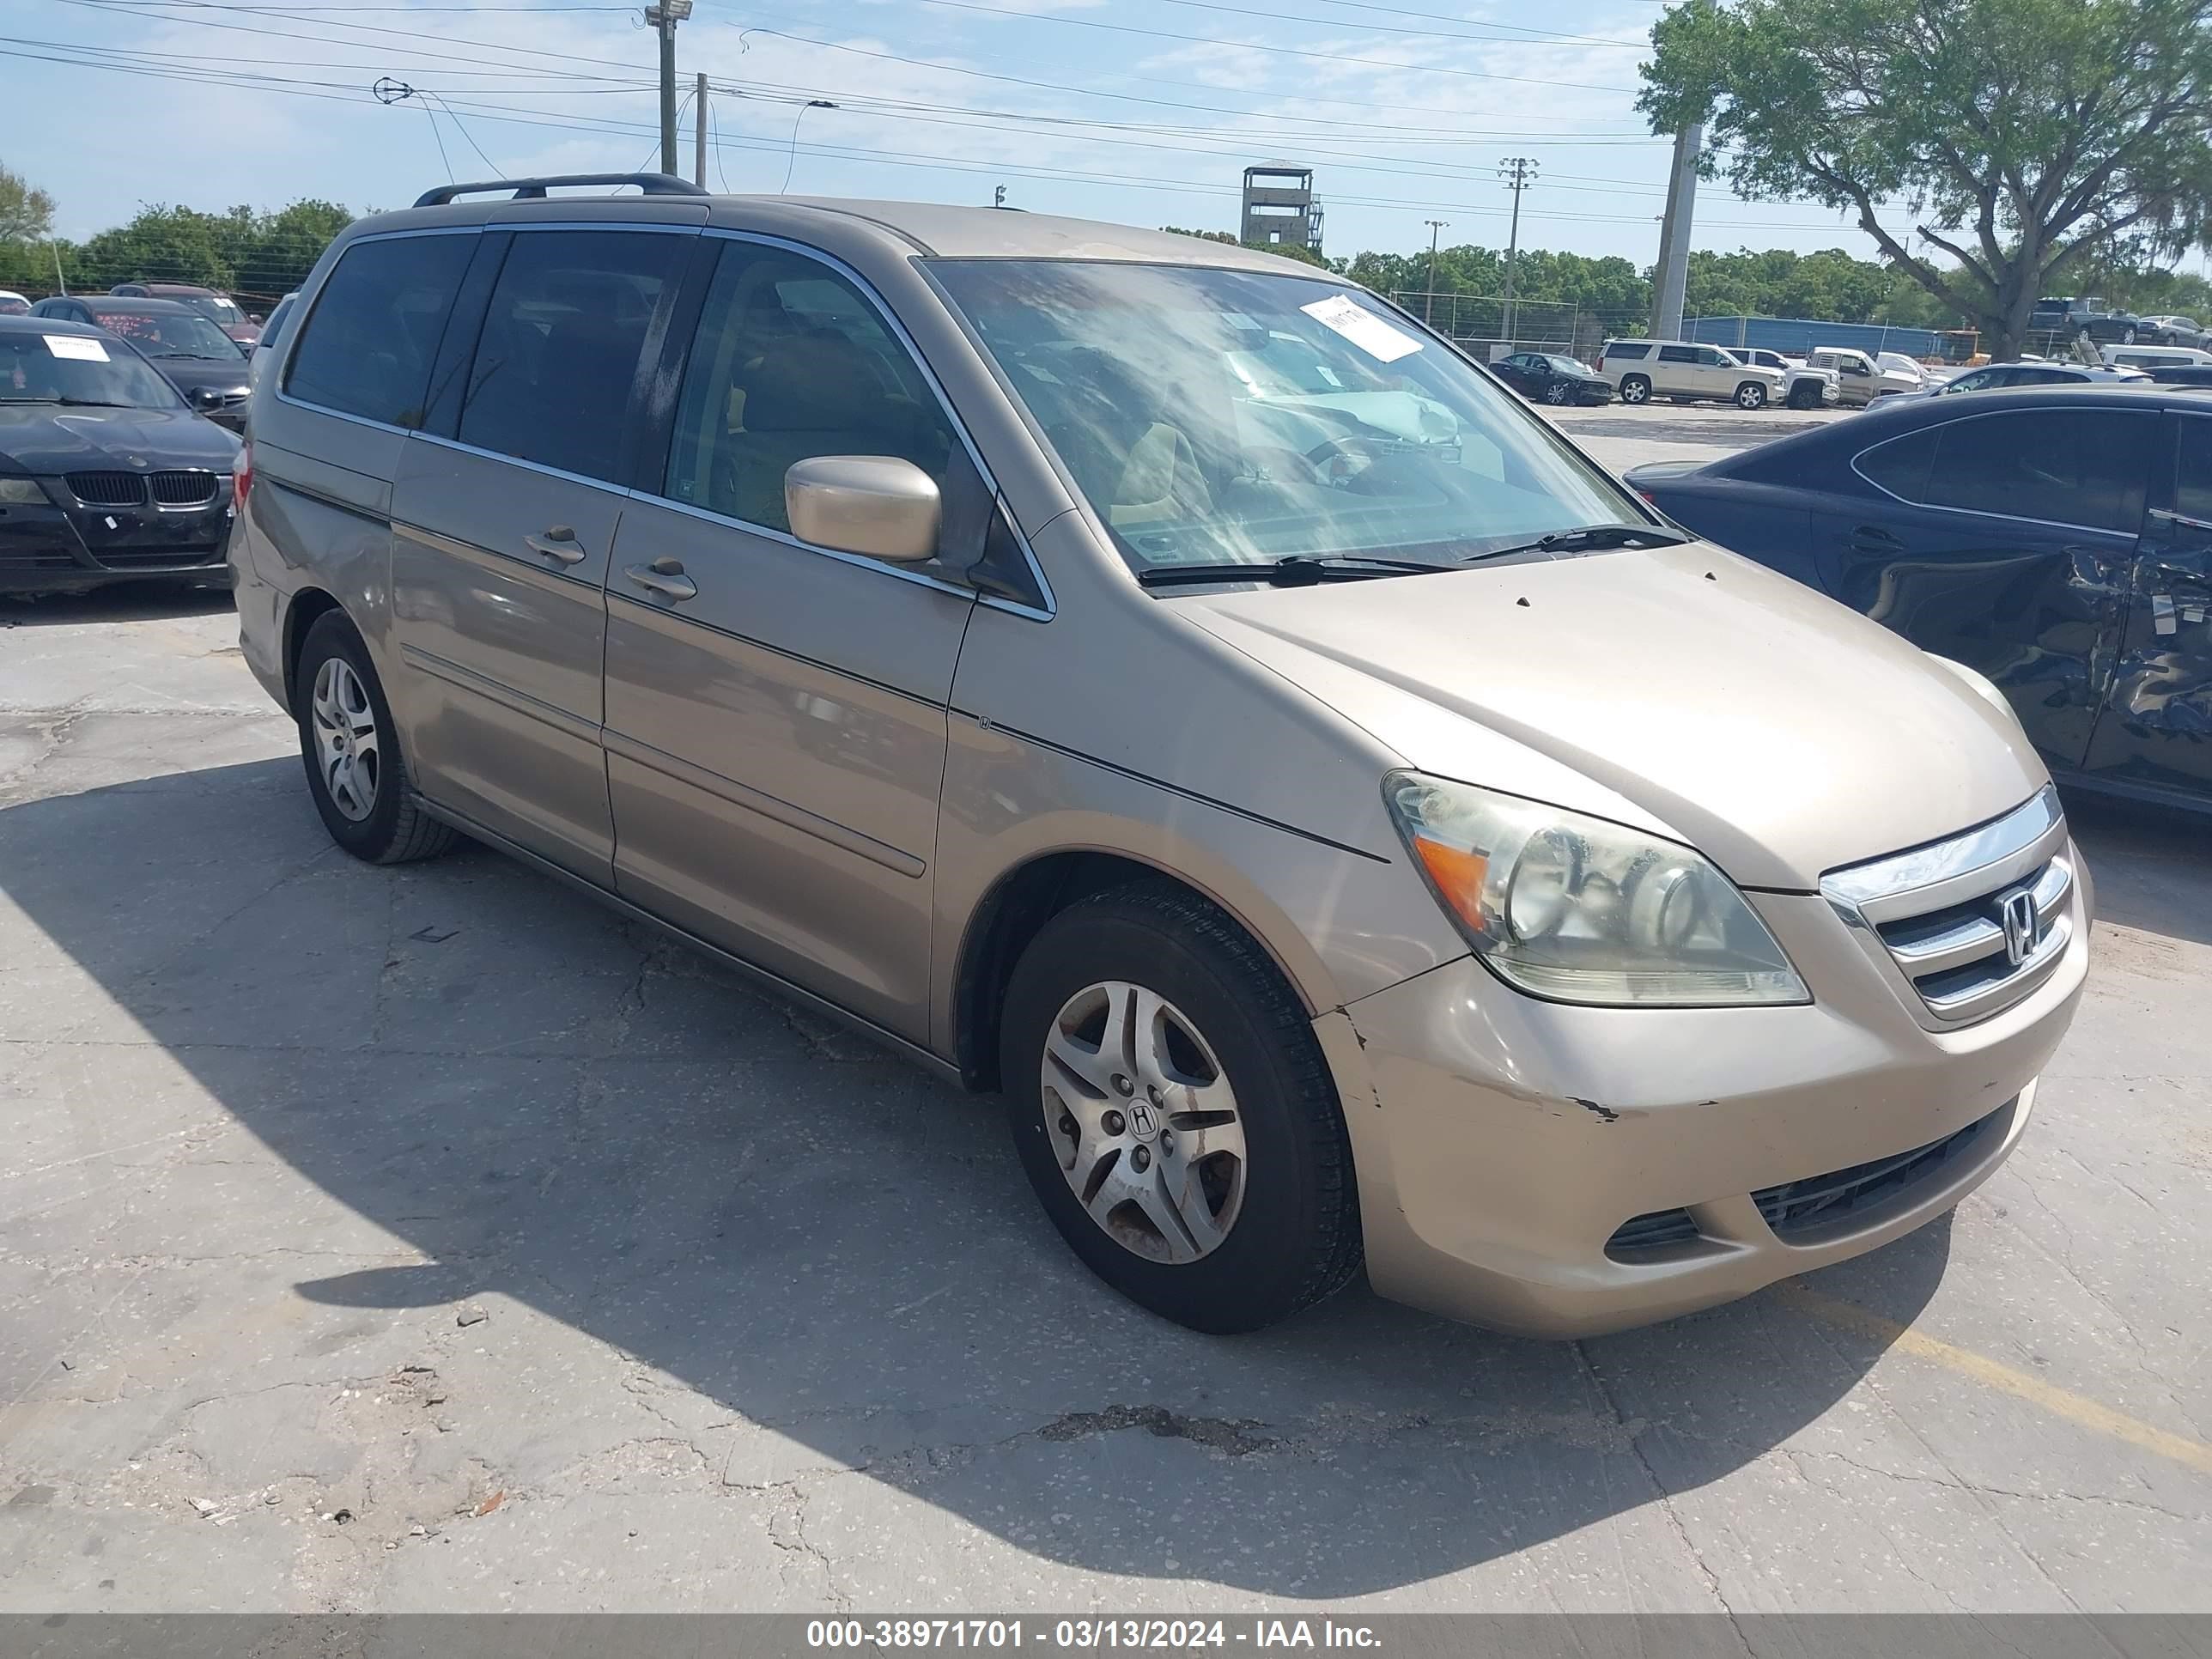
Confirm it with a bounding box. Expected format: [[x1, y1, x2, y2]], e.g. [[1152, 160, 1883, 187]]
[[624, 556, 697, 602], [1850, 524, 1903, 554], [525, 525, 586, 565], [2148, 507, 2212, 535]]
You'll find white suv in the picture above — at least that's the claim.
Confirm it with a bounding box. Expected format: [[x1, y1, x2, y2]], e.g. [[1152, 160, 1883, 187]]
[[1600, 339, 1787, 409]]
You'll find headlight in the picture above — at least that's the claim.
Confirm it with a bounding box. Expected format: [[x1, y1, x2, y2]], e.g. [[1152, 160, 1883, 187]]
[[0, 477, 46, 504], [1384, 773, 1808, 1007]]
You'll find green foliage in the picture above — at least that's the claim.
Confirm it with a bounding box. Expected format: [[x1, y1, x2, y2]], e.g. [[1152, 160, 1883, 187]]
[[13, 199, 357, 304], [1, 161, 54, 245], [1163, 225, 1335, 269], [1639, 0, 2212, 356]]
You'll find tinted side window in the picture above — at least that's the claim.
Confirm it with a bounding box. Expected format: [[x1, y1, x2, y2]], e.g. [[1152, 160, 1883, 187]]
[[2178, 416, 2212, 524], [456, 229, 684, 483], [1607, 343, 1650, 360], [1856, 429, 1938, 501], [1657, 344, 1698, 364], [1924, 410, 2154, 531], [285, 234, 474, 428], [664, 241, 965, 542]]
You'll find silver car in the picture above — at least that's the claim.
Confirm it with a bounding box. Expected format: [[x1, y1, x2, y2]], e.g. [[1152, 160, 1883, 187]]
[[230, 176, 2088, 1337]]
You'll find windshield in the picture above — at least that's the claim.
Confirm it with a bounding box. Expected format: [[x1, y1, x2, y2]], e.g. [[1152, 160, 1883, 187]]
[[88, 309, 242, 360], [1541, 356, 1587, 374], [928, 260, 1637, 574], [1, 331, 185, 407]]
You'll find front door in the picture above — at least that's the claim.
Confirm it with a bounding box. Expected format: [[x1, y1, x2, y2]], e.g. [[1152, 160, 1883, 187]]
[[388, 225, 693, 882], [2081, 408, 2212, 799], [1822, 404, 2156, 775], [601, 235, 994, 1039]]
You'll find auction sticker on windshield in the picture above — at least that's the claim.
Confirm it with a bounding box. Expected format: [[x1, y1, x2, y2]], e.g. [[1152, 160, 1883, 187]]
[[44, 335, 110, 362], [1299, 294, 1422, 362]]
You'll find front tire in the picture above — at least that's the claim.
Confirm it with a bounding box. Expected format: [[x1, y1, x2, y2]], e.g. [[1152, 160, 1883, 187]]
[[1618, 374, 1651, 405], [1786, 381, 1820, 409], [295, 611, 456, 865], [1000, 882, 1361, 1334], [1542, 380, 1573, 405], [1735, 381, 1769, 410]]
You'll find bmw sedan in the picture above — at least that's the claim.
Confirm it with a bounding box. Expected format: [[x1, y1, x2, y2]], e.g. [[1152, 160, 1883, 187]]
[[1490, 351, 1613, 406], [1628, 387, 2212, 815], [0, 315, 240, 594]]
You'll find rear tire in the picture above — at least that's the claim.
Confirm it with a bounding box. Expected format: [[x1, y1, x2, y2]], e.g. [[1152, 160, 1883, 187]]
[[1618, 374, 1651, 405], [1735, 381, 1769, 410], [295, 611, 457, 865], [999, 881, 1361, 1334]]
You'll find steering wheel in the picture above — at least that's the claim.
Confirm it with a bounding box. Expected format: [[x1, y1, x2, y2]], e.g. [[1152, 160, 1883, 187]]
[[1301, 432, 1397, 484]]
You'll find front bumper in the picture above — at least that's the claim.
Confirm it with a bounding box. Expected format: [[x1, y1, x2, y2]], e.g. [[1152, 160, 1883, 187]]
[[1316, 847, 2091, 1337], [0, 487, 234, 592]]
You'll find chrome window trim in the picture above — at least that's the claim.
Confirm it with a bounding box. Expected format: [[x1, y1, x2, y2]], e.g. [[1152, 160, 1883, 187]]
[[635, 490, 983, 606], [1849, 404, 2160, 537], [639, 226, 1056, 622], [269, 392, 418, 438], [410, 428, 636, 499]]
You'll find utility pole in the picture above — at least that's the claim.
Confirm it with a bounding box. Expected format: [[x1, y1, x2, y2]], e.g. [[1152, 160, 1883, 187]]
[[1498, 156, 1537, 349], [1649, 123, 1702, 340], [643, 0, 690, 177], [695, 71, 708, 185], [1424, 219, 1447, 325]]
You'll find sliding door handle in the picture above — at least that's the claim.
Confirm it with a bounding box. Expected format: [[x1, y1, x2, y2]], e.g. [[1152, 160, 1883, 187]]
[[624, 556, 697, 602], [525, 525, 586, 565]]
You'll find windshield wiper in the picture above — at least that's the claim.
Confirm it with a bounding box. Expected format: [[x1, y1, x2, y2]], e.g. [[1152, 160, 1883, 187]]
[[52, 398, 138, 409], [1464, 522, 1692, 562], [1137, 553, 1450, 589]]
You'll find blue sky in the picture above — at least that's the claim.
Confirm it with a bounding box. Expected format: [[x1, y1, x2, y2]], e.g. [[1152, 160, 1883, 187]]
[[0, 0, 2020, 268]]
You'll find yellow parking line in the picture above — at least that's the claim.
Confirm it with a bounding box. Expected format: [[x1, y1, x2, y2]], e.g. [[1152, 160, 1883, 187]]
[[1776, 1282, 2212, 1479]]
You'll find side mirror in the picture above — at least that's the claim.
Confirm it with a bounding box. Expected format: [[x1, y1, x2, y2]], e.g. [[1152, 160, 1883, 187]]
[[785, 456, 939, 563], [191, 386, 223, 408], [249, 313, 264, 325]]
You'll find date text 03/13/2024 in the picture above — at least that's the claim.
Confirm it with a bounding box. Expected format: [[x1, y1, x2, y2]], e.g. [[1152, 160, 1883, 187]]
[[805, 1621, 1382, 1650]]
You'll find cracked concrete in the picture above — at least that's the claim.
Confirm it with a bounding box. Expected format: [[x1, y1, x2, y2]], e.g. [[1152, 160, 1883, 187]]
[[2, 577, 2209, 1614]]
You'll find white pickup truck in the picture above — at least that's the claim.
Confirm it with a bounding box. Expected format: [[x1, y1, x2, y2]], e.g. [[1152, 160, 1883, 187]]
[[1728, 348, 1842, 410]]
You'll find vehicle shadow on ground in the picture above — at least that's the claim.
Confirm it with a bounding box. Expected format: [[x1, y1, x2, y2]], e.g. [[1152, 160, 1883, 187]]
[[2, 758, 1959, 1596], [2062, 790, 2212, 950], [0, 581, 234, 629]]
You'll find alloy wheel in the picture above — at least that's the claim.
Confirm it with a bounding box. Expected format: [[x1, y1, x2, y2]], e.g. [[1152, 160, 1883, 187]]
[[1038, 980, 1248, 1264], [1544, 380, 1572, 405], [311, 656, 380, 822]]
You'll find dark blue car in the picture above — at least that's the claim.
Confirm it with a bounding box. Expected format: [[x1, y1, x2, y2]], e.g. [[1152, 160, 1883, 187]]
[[1627, 386, 2212, 815]]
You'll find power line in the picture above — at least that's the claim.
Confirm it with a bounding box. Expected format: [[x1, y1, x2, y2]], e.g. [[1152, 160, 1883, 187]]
[[1143, 0, 1649, 51], [704, 0, 1643, 94]]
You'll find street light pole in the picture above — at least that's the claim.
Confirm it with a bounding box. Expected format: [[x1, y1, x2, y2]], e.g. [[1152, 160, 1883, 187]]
[[642, 0, 690, 177], [781, 99, 836, 194], [1424, 218, 1447, 326], [695, 71, 708, 186]]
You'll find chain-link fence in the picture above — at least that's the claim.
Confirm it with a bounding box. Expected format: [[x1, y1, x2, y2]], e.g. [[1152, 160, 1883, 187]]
[[1390, 292, 1632, 362]]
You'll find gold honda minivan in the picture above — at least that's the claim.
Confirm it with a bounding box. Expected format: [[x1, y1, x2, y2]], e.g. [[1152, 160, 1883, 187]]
[[230, 176, 2089, 1337]]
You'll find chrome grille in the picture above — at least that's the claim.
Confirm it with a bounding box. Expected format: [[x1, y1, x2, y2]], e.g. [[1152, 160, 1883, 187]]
[[149, 470, 221, 507], [66, 471, 145, 507], [1822, 787, 2074, 1026]]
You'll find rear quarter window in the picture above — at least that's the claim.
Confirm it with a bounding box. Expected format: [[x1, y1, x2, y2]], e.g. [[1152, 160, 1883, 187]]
[[284, 233, 477, 428], [1606, 343, 1651, 360]]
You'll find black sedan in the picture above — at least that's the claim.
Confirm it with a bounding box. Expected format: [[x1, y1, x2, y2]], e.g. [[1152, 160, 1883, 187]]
[[1491, 351, 1613, 406], [1627, 386, 2212, 816], [28, 295, 252, 431], [0, 315, 240, 595]]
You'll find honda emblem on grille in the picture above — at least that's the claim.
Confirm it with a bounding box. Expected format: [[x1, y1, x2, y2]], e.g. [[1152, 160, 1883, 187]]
[[2000, 888, 2039, 967]]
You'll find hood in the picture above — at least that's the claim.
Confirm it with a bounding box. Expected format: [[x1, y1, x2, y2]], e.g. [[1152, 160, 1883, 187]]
[[0, 403, 241, 475], [1182, 541, 2047, 890]]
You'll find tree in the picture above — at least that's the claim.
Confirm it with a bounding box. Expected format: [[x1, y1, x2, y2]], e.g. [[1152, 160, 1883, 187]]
[[1, 160, 54, 245], [1640, 0, 2212, 358]]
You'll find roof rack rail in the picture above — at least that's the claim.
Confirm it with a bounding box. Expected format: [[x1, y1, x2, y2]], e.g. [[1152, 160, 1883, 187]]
[[413, 173, 711, 208]]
